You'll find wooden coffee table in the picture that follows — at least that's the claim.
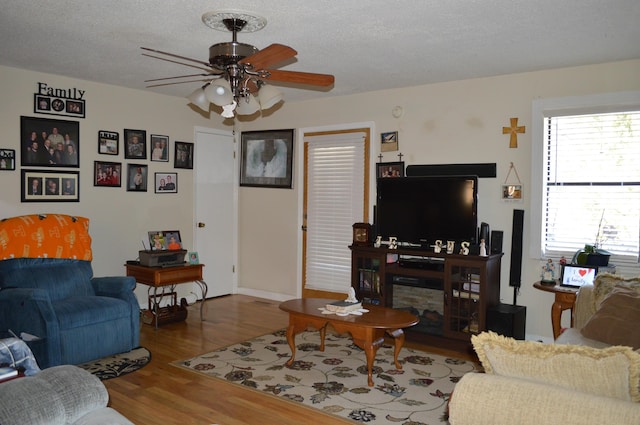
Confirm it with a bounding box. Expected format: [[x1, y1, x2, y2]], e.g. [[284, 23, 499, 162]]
[[279, 298, 419, 386]]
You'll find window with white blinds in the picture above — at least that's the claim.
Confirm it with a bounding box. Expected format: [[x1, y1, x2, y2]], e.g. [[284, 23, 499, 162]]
[[542, 111, 640, 273], [304, 133, 366, 292]]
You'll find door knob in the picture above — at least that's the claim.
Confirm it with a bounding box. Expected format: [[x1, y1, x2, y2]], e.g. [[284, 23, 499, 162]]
[[198, 222, 206, 228]]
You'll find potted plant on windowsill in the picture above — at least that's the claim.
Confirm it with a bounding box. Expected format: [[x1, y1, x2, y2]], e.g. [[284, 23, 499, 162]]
[[571, 211, 611, 266]]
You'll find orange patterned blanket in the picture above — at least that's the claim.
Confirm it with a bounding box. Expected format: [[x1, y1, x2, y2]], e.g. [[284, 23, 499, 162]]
[[0, 214, 92, 260]]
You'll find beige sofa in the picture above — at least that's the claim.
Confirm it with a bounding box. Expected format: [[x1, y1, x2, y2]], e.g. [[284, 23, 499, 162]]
[[448, 275, 640, 425]]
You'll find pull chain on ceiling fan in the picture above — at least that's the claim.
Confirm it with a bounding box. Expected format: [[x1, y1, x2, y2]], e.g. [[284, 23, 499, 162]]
[[142, 10, 335, 118]]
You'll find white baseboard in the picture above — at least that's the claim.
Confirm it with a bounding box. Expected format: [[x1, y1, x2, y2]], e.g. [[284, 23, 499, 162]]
[[235, 287, 294, 302]]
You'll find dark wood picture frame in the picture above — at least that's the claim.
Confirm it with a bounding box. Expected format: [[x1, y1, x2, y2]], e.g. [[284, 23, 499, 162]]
[[0, 149, 16, 171], [126, 163, 148, 192], [21, 169, 79, 202], [94, 161, 122, 187], [174, 141, 194, 169], [377, 161, 405, 178], [20, 116, 80, 167], [240, 129, 294, 188], [150, 134, 169, 162], [124, 129, 147, 159], [155, 172, 177, 193], [98, 130, 119, 155]]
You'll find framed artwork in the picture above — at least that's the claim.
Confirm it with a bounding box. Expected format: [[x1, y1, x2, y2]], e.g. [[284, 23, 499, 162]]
[[381, 131, 398, 152], [34, 94, 85, 118], [98, 131, 119, 155], [155, 172, 177, 193], [21, 169, 79, 202], [174, 141, 194, 169], [0, 149, 16, 170], [126, 163, 148, 192], [150, 134, 169, 162], [124, 129, 147, 159], [240, 129, 294, 188], [376, 161, 405, 178], [94, 161, 122, 187], [188, 251, 199, 264], [502, 184, 523, 200], [20, 116, 79, 167]]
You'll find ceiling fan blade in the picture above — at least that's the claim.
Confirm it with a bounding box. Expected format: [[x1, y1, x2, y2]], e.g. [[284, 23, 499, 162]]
[[145, 79, 212, 88], [142, 53, 212, 72], [263, 69, 335, 87], [141, 47, 211, 67], [144, 73, 216, 83], [239, 43, 297, 70]]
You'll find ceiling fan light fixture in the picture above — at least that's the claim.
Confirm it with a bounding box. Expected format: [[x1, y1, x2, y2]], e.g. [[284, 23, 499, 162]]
[[236, 93, 260, 115], [204, 79, 234, 106], [186, 87, 210, 111], [258, 84, 284, 110], [220, 101, 237, 119]]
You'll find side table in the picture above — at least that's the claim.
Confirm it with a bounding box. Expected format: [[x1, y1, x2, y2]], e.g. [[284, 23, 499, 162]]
[[125, 263, 208, 328], [533, 281, 578, 339]]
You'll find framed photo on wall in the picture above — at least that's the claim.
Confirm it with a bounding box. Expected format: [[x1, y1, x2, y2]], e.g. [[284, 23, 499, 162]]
[[150, 134, 169, 162], [126, 163, 148, 192], [381, 131, 398, 152], [240, 129, 294, 188], [376, 161, 405, 178], [20, 116, 79, 167], [124, 129, 146, 159], [98, 130, 119, 155], [174, 141, 194, 169], [94, 161, 122, 187], [0, 149, 16, 170], [155, 172, 177, 193], [21, 169, 79, 202]]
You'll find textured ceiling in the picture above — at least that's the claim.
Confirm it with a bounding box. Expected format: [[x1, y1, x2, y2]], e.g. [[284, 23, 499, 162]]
[[1, 0, 639, 104]]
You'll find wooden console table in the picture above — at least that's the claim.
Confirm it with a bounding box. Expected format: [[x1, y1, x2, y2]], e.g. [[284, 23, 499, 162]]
[[125, 263, 207, 328], [533, 281, 578, 339]]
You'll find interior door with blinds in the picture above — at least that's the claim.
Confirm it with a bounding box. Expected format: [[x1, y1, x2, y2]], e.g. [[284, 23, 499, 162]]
[[302, 129, 370, 298]]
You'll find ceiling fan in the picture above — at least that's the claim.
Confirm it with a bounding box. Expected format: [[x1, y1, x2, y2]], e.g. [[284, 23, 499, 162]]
[[141, 10, 335, 118]]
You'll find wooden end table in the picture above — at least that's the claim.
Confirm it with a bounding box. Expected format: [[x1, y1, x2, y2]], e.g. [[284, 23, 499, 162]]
[[279, 298, 419, 387], [125, 263, 207, 328], [533, 281, 578, 339]]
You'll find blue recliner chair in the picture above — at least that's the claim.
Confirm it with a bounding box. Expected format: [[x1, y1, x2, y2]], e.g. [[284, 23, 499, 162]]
[[0, 214, 140, 368]]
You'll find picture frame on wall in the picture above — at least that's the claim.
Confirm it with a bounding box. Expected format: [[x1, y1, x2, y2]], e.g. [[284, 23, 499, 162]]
[[381, 131, 399, 152], [150, 134, 169, 162], [174, 141, 194, 169], [0, 149, 16, 170], [98, 131, 119, 155], [239, 129, 294, 188], [126, 163, 148, 192], [376, 161, 405, 178], [34, 94, 85, 119], [124, 129, 147, 159], [94, 161, 122, 187], [20, 116, 79, 167], [155, 172, 177, 193], [21, 169, 79, 202]]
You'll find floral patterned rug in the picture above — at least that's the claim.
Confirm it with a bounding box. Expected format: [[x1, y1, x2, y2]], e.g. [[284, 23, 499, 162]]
[[174, 330, 476, 424], [78, 347, 151, 380]]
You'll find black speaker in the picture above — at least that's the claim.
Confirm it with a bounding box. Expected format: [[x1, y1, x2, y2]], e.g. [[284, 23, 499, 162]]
[[490, 230, 503, 254], [509, 209, 524, 287], [487, 304, 526, 340], [479, 222, 490, 248]]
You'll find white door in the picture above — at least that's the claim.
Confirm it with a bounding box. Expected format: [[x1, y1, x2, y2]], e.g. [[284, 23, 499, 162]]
[[195, 127, 236, 298]]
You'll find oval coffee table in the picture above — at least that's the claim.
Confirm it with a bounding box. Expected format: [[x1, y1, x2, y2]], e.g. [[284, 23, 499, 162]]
[[279, 298, 419, 386]]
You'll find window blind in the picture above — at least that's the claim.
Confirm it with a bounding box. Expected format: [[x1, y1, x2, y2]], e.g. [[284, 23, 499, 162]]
[[304, 133, 365, 292], [543, 111, 640, 273]]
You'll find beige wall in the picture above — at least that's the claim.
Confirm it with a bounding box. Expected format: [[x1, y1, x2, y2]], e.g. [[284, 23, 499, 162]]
[[2, 60, 639, 339]]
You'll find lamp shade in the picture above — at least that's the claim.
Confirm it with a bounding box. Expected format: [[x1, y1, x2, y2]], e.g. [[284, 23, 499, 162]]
[[204, 79, 234, 107], [187, 87, 209, 112], [236, 94, 260, 115], [258, 84, 284, 110]]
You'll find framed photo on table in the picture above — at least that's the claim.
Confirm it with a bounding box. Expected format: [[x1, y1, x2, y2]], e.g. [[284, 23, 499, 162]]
[[240, 129, 294, 188], [376, 161, 404, 178]]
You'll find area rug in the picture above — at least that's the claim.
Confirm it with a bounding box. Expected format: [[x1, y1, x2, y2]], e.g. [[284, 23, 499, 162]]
[[174, 329, 476, 424], [78, 347, 151, 380]]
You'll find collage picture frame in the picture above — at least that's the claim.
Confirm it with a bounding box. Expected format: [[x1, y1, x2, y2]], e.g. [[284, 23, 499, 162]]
[[21, 169, 79, 202]]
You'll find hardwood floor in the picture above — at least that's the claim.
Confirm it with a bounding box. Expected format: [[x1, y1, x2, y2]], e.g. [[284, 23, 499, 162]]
[[105, 295, 476, 425]]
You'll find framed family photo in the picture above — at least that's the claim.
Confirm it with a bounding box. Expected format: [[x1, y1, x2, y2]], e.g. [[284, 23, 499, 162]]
[[94, 161, 122, 187], [174, 141, 194, 169], [34, 94, 85, 118], [150, 134, 169, 162], [21, 169, 79, 202], [98, 130, 119, 155], [127, 164, 148, 192], [377, 161, 405, 178], [0, 149, 15, 170], [21, 116, 79, 167], [155, 172, 177, 193], [240, 129, 294, 188], [124, 129, 146, 159]]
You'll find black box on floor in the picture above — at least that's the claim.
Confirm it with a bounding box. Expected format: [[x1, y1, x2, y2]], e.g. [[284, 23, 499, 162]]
[[487, 303, 526, 340]]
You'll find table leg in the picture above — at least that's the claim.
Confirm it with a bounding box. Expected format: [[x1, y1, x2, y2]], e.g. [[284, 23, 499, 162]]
[[194, 280, 208, 321], [387, 328, 405, 370]]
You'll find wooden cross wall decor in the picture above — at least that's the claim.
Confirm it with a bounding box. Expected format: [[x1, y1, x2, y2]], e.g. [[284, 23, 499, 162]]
[[503, 117, 526, 148]]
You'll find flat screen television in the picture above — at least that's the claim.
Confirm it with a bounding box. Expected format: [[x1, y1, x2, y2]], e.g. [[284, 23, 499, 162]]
[[375, 175, 478, 247]]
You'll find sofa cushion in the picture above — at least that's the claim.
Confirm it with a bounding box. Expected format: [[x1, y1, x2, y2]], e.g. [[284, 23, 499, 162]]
[[593, 273, 640, 310], [581, 286, 640, 349], [471, 331, 640, 402]]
